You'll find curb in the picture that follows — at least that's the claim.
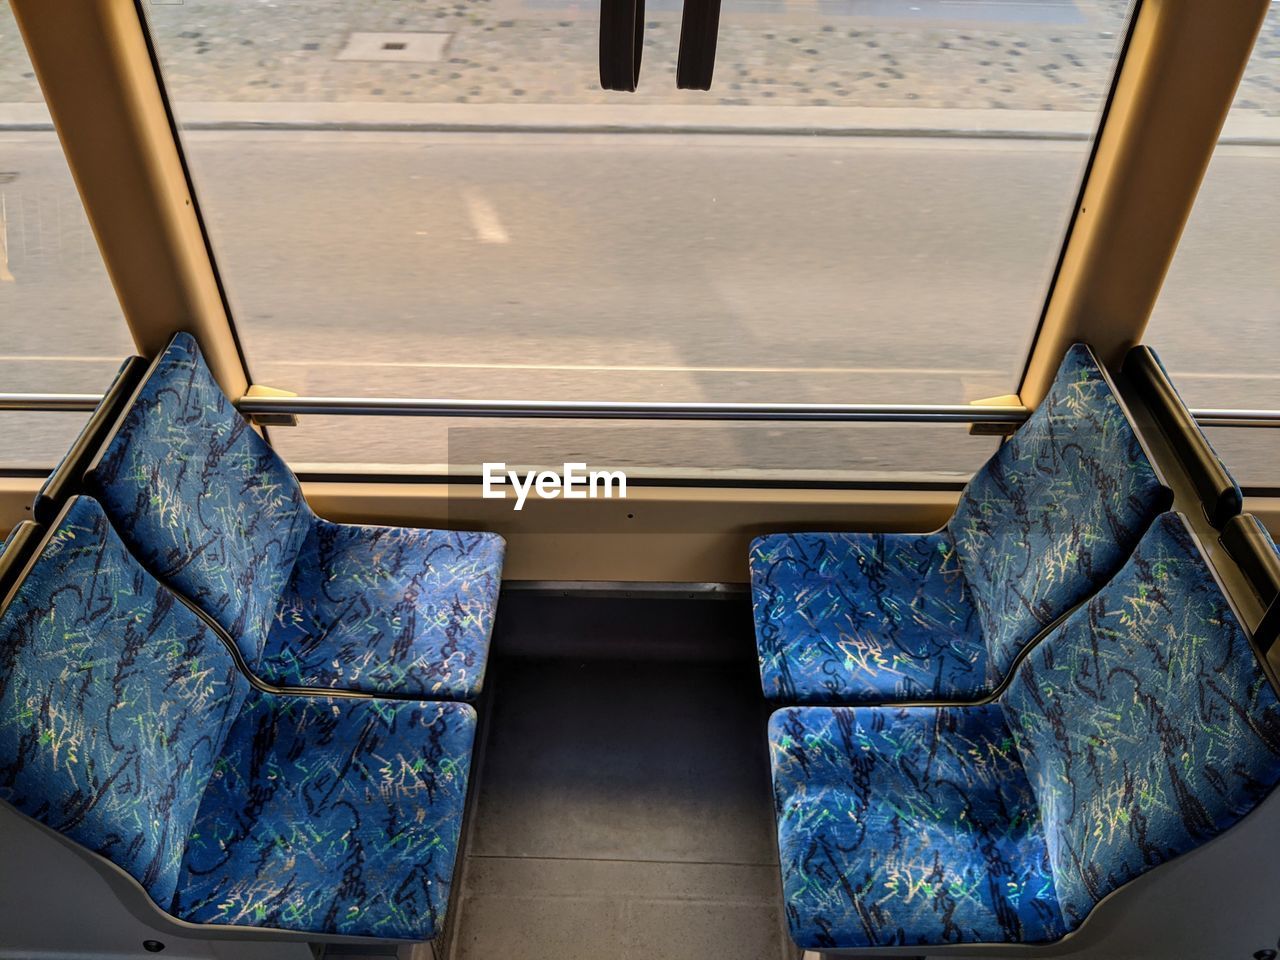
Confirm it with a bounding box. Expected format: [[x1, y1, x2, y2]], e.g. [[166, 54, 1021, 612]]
[[2, 102, 1278, 143]]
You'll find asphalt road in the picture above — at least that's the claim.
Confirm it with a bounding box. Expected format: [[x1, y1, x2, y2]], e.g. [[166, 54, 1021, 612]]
[[1, 130, 1276, 479]]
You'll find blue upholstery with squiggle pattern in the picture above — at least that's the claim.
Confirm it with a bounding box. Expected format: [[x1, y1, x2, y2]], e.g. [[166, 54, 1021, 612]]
[[0, 497, 477, 941], [770, 704, 1063, 947], [86, 333, 504, 700], [752, 344, 1167, 704], [0, 498, 249, 910], [751, 531, 986, 704], [86, 335, 311, 670], [265, 519, 503, 697], [1001, 513, 1280, 931], [174, 695, 475, 939], [768, 513, 1280, 950], [948, 344, 1166, 680]]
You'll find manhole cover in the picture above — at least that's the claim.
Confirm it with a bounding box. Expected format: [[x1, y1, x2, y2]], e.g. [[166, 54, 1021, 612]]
[[336, 32, 451, 62]]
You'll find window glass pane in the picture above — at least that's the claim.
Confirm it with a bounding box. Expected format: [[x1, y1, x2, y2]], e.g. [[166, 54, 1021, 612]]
[[0, 412, 92, 472], [0, 1, 135, 466], [1201, 428, 1280, 492], [145, 0, 1132, 472], [1144, 5, 1278, 487], [272, 418, 998, 484]]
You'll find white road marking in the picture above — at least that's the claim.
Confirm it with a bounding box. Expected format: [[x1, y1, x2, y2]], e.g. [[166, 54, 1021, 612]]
[[258, 360, 1006, 376], [1168, 371, 1280, 382], [462, 189, 510, 244], [0, 194, 13, 283], [940, 0, 1076, 6]]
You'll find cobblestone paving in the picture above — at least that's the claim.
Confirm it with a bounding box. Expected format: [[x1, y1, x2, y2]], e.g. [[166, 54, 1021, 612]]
[[1, 0, 1276, 114]]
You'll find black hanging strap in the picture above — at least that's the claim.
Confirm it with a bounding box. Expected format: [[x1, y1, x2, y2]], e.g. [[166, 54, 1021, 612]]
[[676, 0, 722, 90], [600, 0, 645, 91]]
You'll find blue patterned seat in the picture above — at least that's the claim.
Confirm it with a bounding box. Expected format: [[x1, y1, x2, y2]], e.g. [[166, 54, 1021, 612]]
[[85, 332, 504, 699], [768, 512, 1280, 950], [752, 343, 1169, 704], [0, 497, 476, 941], [750, 532, 987, 703]]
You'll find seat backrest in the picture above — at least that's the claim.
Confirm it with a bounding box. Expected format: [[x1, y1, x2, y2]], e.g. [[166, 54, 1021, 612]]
[[32, 355, 148, 525], [948, 343, 1169, 683], [1000, 512, 1280, 932], [0, 496, 249, 911], [85, 333, 313, 671]]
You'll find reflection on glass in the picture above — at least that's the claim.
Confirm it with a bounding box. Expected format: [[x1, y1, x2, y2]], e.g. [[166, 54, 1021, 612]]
[[271, 417, 998, 483]]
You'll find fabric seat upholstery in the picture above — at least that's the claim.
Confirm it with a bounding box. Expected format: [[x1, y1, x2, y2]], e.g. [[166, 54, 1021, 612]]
[[769, 512, 1280, 950], [771, 704, 1062, 947], [265, 518, 502, 697], [752, 343, 1169, 704], [0, 497, 475, 941], [174, 693, 474, 937], [85, 332, 504, 699], [751, 531, 987, 704]]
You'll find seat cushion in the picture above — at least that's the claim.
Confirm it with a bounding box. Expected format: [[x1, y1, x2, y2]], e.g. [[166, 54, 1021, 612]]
[[1001, 512, 1280, 932], [751, 531, 987, 704], [769, 704, 1065, 950], [87, 332, 313, 671], [948, 343, 1168, 684], [0, 497, 248, 910], [262, 519, 505, 699], [174, 695, 477, 940]]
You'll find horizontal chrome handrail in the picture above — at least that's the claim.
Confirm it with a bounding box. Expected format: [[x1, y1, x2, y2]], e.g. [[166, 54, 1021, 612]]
[[1190, 409, 1280, 428], [4, 392, 1280, 427], [234, 396, 1034, 423], [0, 393, 104, 412]]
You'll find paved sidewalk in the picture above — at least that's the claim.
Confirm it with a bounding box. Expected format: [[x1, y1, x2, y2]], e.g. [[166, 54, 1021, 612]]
[[2, 0, 1274, 116]]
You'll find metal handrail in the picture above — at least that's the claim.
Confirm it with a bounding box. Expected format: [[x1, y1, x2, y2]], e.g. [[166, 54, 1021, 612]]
[[3, 392, 1279, 427], [0, 394, 104, 412], [234, 396, 1035, 423], [1188, 409, 1280, 428]]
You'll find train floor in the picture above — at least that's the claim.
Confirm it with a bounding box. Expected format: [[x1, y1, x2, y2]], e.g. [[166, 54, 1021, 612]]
[[442, 592, 796, 960]]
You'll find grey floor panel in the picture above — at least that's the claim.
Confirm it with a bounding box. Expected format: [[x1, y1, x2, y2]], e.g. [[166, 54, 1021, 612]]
[[455, 859, 787, 960], [470, 658, 777, 864], [449, 652, 794, 960]]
